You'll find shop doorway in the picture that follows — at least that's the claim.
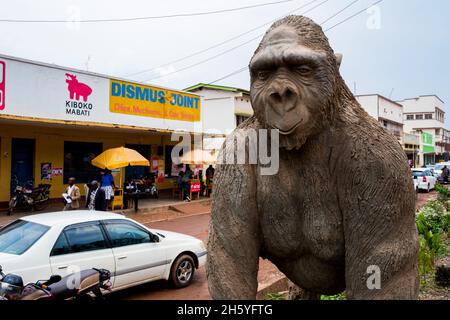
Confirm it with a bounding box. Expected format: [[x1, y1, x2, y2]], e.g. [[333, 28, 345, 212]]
[[125, 144, 151, 180], [11, 138, 35, 194]]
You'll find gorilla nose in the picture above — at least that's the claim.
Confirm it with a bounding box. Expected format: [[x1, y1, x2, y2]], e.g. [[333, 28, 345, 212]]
[[268, 85, 298, 112]]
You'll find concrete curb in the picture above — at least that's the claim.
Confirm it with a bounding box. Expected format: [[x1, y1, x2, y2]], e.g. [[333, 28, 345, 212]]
[[142, 211, 211, 224], [118, 198, 212, 216], [256, 276, 288, 300]]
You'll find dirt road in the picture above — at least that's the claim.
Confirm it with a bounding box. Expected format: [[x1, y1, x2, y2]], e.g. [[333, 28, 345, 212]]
[[108, 213, 283, 300], [107, 214, 210, 300]]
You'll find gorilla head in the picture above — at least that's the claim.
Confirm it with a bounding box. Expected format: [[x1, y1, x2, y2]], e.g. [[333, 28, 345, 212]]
[[249, 16, 343, 150]]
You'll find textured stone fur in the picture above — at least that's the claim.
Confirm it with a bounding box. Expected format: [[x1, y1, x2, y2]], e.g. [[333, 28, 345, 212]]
[[207, 15, 419, 300]]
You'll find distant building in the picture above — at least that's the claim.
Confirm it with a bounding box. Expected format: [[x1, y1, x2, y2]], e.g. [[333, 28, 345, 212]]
[[184, 83, 253, 158], [397, 95, 449, 165], [355, 94, 404, 143], [355, 94, 424, 166]]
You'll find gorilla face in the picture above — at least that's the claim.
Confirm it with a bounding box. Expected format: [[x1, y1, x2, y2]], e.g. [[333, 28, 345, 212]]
[[250, 25, 337, 149]]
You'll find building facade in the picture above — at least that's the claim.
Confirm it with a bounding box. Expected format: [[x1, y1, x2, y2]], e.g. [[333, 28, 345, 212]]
[[184, 83, 253, 158], [355, 94, 404, 142], [0, 54, 202, 204], [398, 95, 448, 165]]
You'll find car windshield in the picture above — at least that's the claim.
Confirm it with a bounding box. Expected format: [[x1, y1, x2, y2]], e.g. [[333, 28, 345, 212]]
[[412, 171, 425, 177], [434, 164, 448, 170], [0, 220, 49, 255]]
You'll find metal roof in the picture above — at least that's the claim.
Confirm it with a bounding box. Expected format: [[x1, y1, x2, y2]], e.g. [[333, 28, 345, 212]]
[[184, 83, 249, 95]]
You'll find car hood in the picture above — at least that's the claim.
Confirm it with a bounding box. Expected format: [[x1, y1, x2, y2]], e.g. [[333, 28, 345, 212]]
[[0, 252, 20, 265], [150, 229, 195, 240]]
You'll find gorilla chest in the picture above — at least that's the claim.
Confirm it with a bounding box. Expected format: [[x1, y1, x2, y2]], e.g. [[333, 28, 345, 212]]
[[256, 155, 345, 260]]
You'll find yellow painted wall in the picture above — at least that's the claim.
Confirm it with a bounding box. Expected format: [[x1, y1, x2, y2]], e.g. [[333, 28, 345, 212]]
[[0, 123, 179, 203]]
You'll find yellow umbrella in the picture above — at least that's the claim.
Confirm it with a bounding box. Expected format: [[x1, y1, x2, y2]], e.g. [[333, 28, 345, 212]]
[[91, 147, 150, 170], [179, 149, 217, 165]]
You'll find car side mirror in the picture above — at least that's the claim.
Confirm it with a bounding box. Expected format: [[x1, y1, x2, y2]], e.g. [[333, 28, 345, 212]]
[[151, 234, 159, 243]]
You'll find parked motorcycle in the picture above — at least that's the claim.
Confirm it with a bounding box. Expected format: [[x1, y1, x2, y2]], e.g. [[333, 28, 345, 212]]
[[0, 265, 111, 300], [7, 183, 51, 215]]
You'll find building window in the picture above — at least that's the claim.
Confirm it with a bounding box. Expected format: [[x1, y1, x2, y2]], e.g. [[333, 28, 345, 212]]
[[436, 129, 441, 136], [236, 115, 250, 127], [415, 114, 423, 120], [64, 141, 103, 183], [425, 114, 433, 120], [406, 115, 414, 120]]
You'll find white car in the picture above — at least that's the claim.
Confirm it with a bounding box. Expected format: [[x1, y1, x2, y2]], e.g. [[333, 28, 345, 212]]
[[412, 168, 437, 193], [0, 211, 206, 292], [433, 162, 450, 183]]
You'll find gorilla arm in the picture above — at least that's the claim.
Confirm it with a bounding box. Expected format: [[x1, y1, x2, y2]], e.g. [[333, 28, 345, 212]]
[[207, 160, 261, 300], [338, 145, 419, 299]]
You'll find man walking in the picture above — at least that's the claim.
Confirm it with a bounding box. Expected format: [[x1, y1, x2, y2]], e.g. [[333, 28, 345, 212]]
[[183, 165, 193, 202], [63, 177, 81, 211], [86, 180, 107, 211]]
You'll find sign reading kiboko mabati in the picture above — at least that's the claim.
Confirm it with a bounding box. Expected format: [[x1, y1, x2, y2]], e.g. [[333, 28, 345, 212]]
[[109, 80, 200, 122]]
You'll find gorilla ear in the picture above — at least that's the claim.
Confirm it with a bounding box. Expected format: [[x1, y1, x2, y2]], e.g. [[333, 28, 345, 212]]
[[335, 53, 343, 69]]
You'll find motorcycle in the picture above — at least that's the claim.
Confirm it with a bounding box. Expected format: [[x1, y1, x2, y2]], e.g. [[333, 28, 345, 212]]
[[7, 183, 51, 216], [0, 265, 111, 300]]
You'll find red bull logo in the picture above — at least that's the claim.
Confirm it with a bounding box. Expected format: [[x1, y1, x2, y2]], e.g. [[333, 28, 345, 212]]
[[0, 61, 5, 111]]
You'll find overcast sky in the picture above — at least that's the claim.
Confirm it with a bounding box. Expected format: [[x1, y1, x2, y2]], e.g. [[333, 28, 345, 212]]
[[1, 0, 449, 126]]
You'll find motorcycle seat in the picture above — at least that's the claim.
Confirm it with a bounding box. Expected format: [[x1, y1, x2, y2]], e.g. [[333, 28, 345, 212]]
[[47, 269, 100, 300]]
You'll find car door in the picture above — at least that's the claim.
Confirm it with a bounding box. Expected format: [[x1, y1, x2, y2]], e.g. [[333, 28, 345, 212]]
[[49, 221, 115, 283], [428, 170, 437, 188], [101, 219, 168, 289]]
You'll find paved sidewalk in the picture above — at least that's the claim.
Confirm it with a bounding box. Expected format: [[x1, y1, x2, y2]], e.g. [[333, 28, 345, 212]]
[[0, 195, 212, 227]]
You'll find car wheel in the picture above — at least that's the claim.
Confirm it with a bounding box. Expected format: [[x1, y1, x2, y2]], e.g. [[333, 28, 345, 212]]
[[170, 254, 195, 288]]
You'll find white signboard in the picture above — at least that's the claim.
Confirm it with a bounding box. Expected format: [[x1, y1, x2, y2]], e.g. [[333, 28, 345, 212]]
[[0, 56, 202, 133]]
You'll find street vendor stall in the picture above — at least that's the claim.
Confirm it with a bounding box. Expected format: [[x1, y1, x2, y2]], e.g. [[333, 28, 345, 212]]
[[91, 147, 150, 210], [179, 149, 216, 199]]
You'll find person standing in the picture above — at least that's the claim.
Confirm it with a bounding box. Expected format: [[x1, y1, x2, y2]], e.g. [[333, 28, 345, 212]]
[[206, 165, 215, 181], [182, 165, 193, 202], [63, 177, 81, 211], [86, 180, 107, 211], [442, 165, 449, 183], [123, 177, 137, 209], [199, 170, 205, 196], [100, 169, 115, 210]]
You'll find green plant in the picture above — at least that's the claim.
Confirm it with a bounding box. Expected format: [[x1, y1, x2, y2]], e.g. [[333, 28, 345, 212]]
[[435, 183, 450, 202], [320, 292, 346, 300], [416, 213, 448, 257], [418, 235, 435, 276], [417, 201, 450, 235], [265, 292, 286, 300]]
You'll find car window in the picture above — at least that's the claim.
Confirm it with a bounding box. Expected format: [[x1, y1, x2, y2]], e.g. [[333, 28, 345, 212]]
[[0, 220, 49, 255], [104, 220, 151, 248], [50, 232, 71, 256], [412, 171, 424, 177], [64, 222, 107, 253]]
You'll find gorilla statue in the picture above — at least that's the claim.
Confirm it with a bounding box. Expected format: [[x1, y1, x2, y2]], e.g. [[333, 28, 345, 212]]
[[207, 15, 419, 300]]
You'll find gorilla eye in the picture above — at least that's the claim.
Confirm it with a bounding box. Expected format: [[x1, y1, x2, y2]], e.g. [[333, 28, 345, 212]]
[[296, 65, 313, 75], [256, 70, 270, 81]]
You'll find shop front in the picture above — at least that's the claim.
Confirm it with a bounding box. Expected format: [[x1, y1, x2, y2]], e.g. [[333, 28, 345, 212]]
[[421, 132, 435, 166], [0, 54, 201, 206]]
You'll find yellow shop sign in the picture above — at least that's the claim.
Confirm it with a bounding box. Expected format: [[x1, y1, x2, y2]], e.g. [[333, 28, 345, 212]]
[[109, 80, 200, 122]]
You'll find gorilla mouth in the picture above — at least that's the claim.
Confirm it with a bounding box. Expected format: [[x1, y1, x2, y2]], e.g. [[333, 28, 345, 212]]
[[278, 120, 302, 135]]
